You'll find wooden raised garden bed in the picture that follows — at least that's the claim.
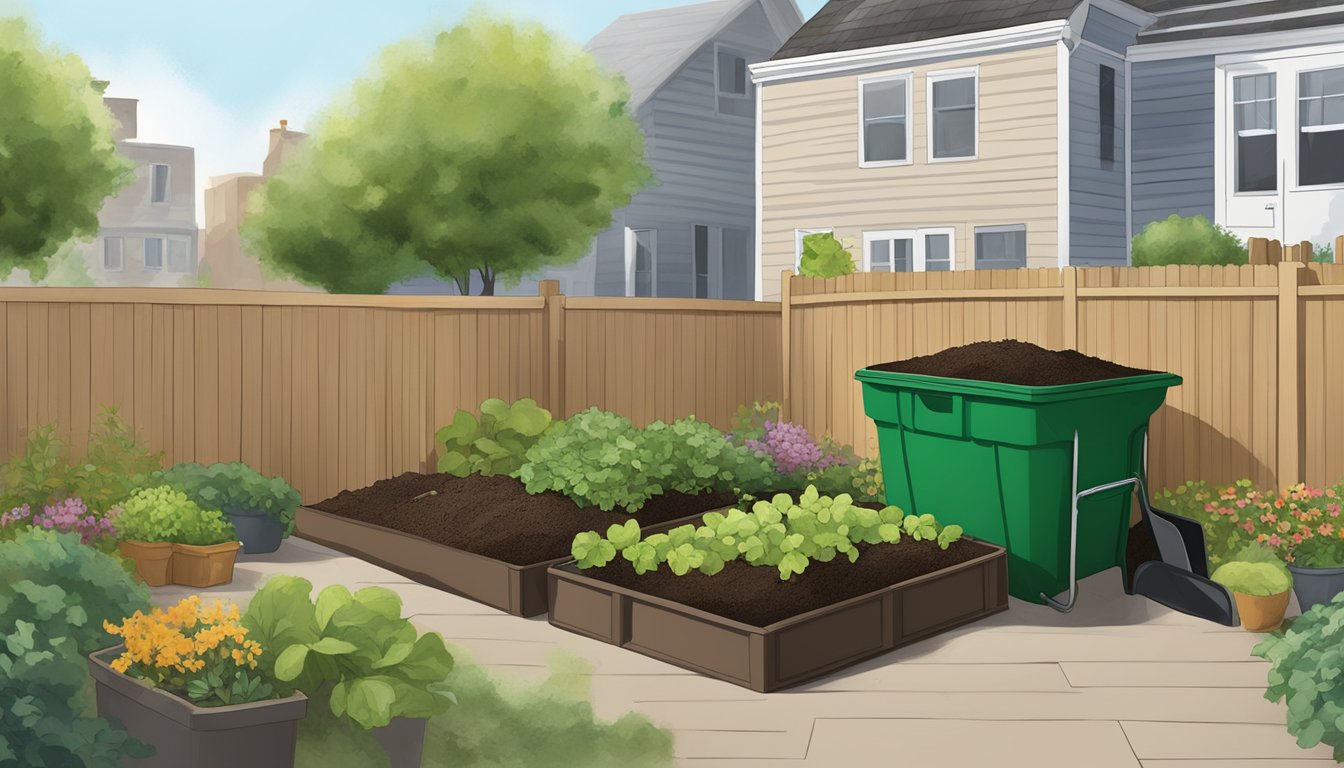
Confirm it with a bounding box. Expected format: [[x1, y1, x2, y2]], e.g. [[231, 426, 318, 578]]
[[547, 538, 1008, 692], [295, 472, 739, 617]]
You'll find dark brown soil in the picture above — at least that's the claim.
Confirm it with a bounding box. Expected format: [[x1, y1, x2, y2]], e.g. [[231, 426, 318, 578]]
[[582, 537, 996, 627], [867, 340, 1157, 386], [310, 473, 739, 567], [1125, 518, 1161, 589]]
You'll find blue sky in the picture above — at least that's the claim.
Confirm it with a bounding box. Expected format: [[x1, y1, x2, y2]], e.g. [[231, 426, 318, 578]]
[[5, 0, 825, 220]]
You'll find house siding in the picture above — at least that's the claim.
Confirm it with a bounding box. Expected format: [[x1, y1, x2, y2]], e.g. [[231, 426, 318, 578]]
[[1080, 7, 1140, 53], [1069, 45, 1129, 265], [1130, 56, 1216, 235], [759, 45, 1060, 300]]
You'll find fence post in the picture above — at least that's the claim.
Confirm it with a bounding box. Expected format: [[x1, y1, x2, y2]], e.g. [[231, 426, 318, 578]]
[[1249, 237, 1268, 265], [1336, 235, 1344, 264], [1061, 266, 1079, 350], [1277, 262, 1303, 487], [538, 280, 565, 418], [779, 270, 792, 422]]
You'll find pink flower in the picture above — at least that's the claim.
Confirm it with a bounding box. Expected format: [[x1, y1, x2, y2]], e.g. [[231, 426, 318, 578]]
[[1269, 535, 1283, 547], [1235, 499, 1248, 508]]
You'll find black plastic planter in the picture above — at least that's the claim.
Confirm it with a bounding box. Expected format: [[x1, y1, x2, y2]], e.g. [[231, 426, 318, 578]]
[[226, 505, 285, 554]]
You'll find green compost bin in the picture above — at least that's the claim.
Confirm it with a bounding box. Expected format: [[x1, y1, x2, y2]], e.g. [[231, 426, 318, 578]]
[[855, 367, 1181, 604]]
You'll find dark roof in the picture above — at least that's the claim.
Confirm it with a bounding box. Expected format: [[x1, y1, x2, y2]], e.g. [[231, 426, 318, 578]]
[[1138, 1, 1344, 43]]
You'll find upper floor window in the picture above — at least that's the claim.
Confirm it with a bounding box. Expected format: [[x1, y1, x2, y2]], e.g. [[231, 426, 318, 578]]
[[1100, 65, 1116, 164], [150, 164, 170, 203], [1299, 67, 1344, 187], [103, 237, 123, 272], [1234, 73, 1276, 193], [929, 69, 978, 161], [716, 46, 752, 118], [860, 75, 910, 166]]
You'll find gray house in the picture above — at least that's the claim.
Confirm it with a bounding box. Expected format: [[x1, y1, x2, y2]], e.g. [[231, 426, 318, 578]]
[[751, 0, 1344, 297]]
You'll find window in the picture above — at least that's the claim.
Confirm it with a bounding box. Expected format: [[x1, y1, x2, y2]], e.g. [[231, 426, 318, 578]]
[[1100, 65, 1116, 164], [626, 228, 656, 297], [150, 164, 170, 203], [694, 225, 710, 298], [860, 75, 910, 165], [1233, 73, 1277, 192], [143, 238, 163, 270], [716, 46, 752, 118], [929, 69, 977, 160], [103, 237, 123, 271], [974, 225, 1027, 270], [863, 228, 955, 272], [794, 228, 833, 269], [168, 239, 191, 272], [1299, 67, 1344, 187]]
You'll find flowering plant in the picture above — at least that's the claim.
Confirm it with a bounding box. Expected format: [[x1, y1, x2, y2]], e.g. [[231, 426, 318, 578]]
[[1159, 479, 1344, 568], [102, 595, 275, 707], [0, 497, 118, 547]]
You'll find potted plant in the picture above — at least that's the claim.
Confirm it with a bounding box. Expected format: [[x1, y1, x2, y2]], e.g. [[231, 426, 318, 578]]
[[119, 486, 241, 587], [155, 463, 301, 555], [1272, 484, 1344, 611], [1211, 544, 1294, 631], [243, 575, 456, 768], [91, 595, 307, 768], [1253, 594, 1344, 761]]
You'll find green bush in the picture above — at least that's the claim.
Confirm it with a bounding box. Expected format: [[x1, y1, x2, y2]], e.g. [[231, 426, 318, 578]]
[[1211, 561, 1292, 596], [435, 397, 553, 478], [117, 486, 235, 545], [798, 232, 856, 278], [151, 463, 301, 536], [1313, 243, 1336, 263], [642, 416, 772, 496], [1131, 214, 1248, 266], [1253, 594, 1344, 760], [0, 529, 152, 767], [516, 408, 666, 512]]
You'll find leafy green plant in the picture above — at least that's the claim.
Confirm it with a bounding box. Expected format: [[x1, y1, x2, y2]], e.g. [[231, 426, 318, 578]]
[[798, 232, 856, 278], [1211, 561, 1292, 597], [642, 416, 772, 496], [573, 486, 963, 581], [1160, 480, 1344, 568], [516, 408, 667, 512], [117, 486, 236, 545], [1253, 594, 1344, 759], [150, 463, 301, 536], [243, 575, 456, 730], [1313, 242, 1336, 263], [435, 397, 553, 478], [1131, 214, 1248, 266], [0, 529, 152, 767]]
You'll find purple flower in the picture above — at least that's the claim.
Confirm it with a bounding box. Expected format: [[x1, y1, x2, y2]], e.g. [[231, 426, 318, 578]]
[[742, 420, 842, 475], [2, 498, 118, 545]]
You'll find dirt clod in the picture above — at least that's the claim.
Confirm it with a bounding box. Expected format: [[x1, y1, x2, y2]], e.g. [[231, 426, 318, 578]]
[[867, 340, 1157, 386]]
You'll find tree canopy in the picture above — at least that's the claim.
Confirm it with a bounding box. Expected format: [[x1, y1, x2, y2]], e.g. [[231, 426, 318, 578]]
[[0, 18, 129, 280], [246, 17, 652, 294]]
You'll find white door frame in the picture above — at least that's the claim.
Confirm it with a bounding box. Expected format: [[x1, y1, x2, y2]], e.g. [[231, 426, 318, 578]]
[[624, 227, 657, 297]]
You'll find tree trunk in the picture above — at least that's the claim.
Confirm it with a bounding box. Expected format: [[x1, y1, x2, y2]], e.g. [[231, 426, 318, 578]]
[[477, 266, 496, 296]]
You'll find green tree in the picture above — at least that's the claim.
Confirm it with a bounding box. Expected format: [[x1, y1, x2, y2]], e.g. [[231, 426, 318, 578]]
[[0, 19, 129, 280], [1131, 214, 1248, 266], [246, 17, 652, 295]]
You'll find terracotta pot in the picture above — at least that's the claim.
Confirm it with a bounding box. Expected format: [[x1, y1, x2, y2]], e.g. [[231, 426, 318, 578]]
[[118, 540, 173, 587], [171, 541, 242, 587], [88, 646, 307, 768], [1232, 590, 1291, 632]]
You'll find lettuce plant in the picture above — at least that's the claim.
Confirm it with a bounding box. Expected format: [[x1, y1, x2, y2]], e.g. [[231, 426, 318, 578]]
[[243, 575, 455, 730], [1253, 594, 1344, 759], [150, 463, 301, 536], [117, 486, 235, 546], [435, 397, 553, 478], [516, 408, 667, 512]]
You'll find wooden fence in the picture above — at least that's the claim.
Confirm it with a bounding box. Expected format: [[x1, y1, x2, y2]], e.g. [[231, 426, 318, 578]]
[[1247, 236, 1344, 265]]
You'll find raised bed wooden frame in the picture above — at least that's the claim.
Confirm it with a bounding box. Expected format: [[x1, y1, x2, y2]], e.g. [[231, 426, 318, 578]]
[[295, 505, 722, 618], [546, 540, 1009, 691]]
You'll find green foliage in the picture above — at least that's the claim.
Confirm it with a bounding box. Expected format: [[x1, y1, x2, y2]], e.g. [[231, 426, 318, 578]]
[[150, 462, 301, 536], [1313, 243, 1336, 263], [1211, 561, 1292, 597], [185, 668, 274, 708], [245, 16, 651, 295], [0, 529, 152, 767], [575, 486, 962, 581], [798, 233, 856, 278], [516, 408, 665, 512], [435, 397, 553, 478], [117, 486, 236, 545], [0, 18, 131, 280], [728, 401, 886, 503], [642, 416, 773, 496], [243, 576, 456, 729], [1253, 594, 1344, 760], [1131, 214, 1248, 266]]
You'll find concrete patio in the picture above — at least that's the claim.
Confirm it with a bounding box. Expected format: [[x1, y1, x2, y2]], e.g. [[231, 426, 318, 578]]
[[151, 537, 1335, 768]]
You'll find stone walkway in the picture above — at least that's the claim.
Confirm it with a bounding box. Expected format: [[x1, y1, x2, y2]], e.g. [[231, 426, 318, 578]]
[[151, 538, 1335, 767]]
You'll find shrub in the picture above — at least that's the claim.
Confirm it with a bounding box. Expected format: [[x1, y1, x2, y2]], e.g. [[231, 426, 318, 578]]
[[798, 232, 856, 278], [1253, 594, 1344, 760], [152, 462, 301, 536], [243, 575, 455, 729], [435, 397, 553, 478], [1159, 480, 1344, 568], [1211, 561, 1292, 596], [642, 416, 772, 496], [1130, 214, 1248, 266], [516, 408, 666, 512], [1313, 243, 1336, 263], [117, 485, 235, 545], [0, 529, 152, 767], [728, 401, 884, 502], [1, 497, 118, 548]]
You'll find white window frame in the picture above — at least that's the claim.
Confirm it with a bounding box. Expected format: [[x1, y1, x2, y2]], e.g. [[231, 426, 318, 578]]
[[1296, 63, 1344, 190], [793, 227, 833, 270], [150, 163, 170, 204], [857, 72, 913, 168], [143, 237, 164, 271], [103, 237, 124, 272], [624, 227, 657, 297], [926, 66, 980, 163], [1230, 69, 1278, 196], [862, 227, 958, 272], [714, 44, 752, 117]]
